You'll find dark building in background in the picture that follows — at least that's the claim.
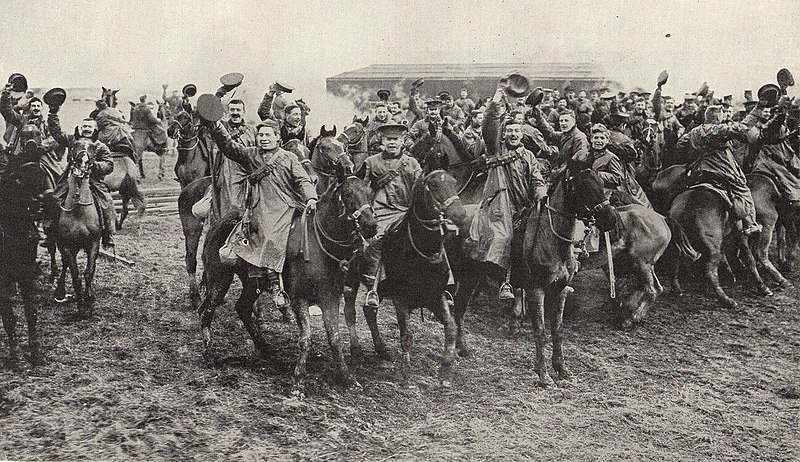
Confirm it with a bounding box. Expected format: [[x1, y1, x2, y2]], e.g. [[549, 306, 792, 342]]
[[326, 62, 615, 110]]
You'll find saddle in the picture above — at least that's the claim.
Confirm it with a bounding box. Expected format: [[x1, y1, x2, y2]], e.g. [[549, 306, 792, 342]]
[[686, 182, 733, 209]]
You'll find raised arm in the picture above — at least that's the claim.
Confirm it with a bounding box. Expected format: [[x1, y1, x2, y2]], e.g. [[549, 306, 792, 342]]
[[206, 121, 252, 167], [0, 86, 24, 128], [481, 89, 505, 157], [47, 112, 69, 148], [257, 90, 276, 122], [93, 142, 115, 176]]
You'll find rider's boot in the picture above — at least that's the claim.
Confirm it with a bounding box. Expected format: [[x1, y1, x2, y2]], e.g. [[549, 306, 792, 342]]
[[498, 271, 515, 301], [741, 217, 762, 236]]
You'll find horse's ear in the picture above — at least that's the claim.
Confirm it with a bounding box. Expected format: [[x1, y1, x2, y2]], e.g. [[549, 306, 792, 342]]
[[332, 125, 337, 136], [352, 115, 358, 122], [129, 101, 135, 108], [363, 116, 369, 125], [320, 125, 327, 136], [113, 90, 119, 95], [102, 86, 108, 93]]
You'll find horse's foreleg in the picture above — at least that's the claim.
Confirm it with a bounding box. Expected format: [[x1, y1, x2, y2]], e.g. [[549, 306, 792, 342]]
[[54, 250, 69, 303], [48, 243, 58, 283], [292, 290, 312, 399], [627, 263, 658, 328], [183, 218, 203, 308], [320, 290, 359, 389], [362, 292, 392, 361], [118, 197, 129, 230], [64, 248, 83, 314], [0, 281, 19, 365], [530, 286, 553, 387], [19, 279, 42, 365], [395, 296, 414, 386], [158, 153, 166, 181], [342, 282, 362, 360], [550, 287, 572, 381], [437, 293, 458, 388], [82, 241, 100, 318], [138, 155, 146, 179], [453, 269, 480, 359]]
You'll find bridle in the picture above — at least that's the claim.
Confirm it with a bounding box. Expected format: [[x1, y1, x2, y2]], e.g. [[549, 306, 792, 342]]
[[312, 136, 353, 179], [408, 169, 460, 262], [537, 170, 608, 246], [169, 112, 199, 150], [305, 175, 373, 273], [338, 123, 366, 153]]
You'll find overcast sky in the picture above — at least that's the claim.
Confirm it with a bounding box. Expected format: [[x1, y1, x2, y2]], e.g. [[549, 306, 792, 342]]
[[3, 1, 798, 122]]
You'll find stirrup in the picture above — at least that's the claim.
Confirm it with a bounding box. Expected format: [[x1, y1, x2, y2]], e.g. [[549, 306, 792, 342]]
[[443, 290, 454, 308], [498, 282, 515, 301], [742, 222, 762, 235], [364, 289, 380, 308], [271, 289, 291, 310]]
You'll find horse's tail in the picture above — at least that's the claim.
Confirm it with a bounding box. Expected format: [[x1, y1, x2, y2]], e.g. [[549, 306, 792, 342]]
[[120, 174, 146, 215], [665, 216, 701, 262], [199, 210, 242, 294]]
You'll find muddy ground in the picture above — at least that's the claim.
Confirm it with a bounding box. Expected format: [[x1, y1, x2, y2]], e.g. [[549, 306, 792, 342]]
[[0, 154, 798, 461]]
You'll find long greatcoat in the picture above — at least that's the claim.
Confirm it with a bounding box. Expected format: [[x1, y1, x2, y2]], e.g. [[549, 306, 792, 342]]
[[208, 123, 317, 272]]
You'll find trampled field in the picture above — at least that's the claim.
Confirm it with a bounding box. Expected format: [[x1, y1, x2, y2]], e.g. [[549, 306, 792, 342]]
[[0, 155, 798, 461]]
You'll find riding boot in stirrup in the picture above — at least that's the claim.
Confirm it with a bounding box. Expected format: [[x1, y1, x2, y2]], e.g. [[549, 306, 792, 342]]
[[498, 282, 515, 301], [741, 219, 762, 236]]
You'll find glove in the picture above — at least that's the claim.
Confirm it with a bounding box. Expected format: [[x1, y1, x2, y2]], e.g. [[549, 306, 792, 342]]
[[306, 198, 317, 211], [48, 104, 60, 115]]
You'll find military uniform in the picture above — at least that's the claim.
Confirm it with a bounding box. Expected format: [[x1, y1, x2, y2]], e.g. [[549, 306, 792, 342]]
[[589, 147, 652, 209], [130, 102, 168, 157], [533, 109, 590, 169], [749, 114, 800, 203], [455, 96, 476, 115], [0, 90, 63, 183], [49, 113, 116, 245]]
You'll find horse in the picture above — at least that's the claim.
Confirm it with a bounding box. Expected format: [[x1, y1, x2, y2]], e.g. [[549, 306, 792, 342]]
[[286, 174, 377, 396], [745, 173, 795, 289], [634, 120, 661, 192], [343, 169, 467, 387], [197, 168, 377, 394], [103, 154, 146, 229], [666, 184, 772, 309], [177, 136, 318, 308], [53, 140, 103, 319], [132, 125, 168, 181], [521, 168, 617, 386], [0, 149, 50, 365], [168, 109, 211, 188], [308, 125, 354, 193], [338, 117, 370, 174]]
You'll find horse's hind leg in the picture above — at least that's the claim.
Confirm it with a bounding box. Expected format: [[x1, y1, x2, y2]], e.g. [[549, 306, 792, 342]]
[[292, 290, 312, 398], [0, 279, 19, 365], [54, 250, 70, 303], [118, 197, 129, 230], [320, 290, 360, 389], [705, 250, 737, 309], [47, 243, 58, 283], [755, 222, 792, 289], [64, 248, 84, 315], [394, 296, 415, 386], [183, 217, 204, 308], [158, 152, 166, 181], [233, 277, 270, 356], [342, 280, 362, 360], [453, 268, 480, 358], [197, 265, 234, 357], [736, 234, 773, 296]]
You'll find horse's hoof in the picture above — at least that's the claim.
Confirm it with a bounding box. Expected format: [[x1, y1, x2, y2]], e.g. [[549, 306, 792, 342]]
[[456, 346, 474, 359], [621, 318, 635, 330], [537, 372, 555, 388], [376, 347, 393, 362], [779, 281, 794, 291], [555, 366, 573, 382], [342, 376, 363, 391], [721, 298, 739, 309], [349, 347, 364, 363], [29, 351, 45, 367], [290, 385, 306, 400], [439, 379, 453, 389], [758, 287, 774, 297], [54, 294, 74, 304]]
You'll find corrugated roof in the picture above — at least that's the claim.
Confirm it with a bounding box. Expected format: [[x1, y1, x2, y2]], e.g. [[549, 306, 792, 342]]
[[329, 62, 604, 80]]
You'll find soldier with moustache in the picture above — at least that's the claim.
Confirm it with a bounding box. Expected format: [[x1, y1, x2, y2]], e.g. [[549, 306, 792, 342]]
[[366, 101, 392, 153]]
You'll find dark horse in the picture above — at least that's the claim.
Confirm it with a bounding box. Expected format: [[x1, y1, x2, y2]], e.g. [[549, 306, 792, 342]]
[[53, 141, 103, 319], [338, 117, 370, 174], [0, 139, 50, 365], [344, 169, 468, 387], [521, 169, 617, 386], [198, 172, 377, 394]]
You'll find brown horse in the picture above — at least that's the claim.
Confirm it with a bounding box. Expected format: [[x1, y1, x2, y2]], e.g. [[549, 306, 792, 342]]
[[745, 173, 795, 289], [103, 155, 146, 229], [344, 169, 467, 387], [168, 110, 210, 188], [337, 117, 370, 173], [308, 125, 354, 193], [53, 141, 103, 318], [197, 172, 376, 395]]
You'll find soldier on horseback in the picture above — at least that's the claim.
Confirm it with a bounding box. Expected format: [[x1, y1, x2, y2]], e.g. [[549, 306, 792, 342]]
[[466, 86, 547, 302], [748, 101, 800, 212], [204, 117, 318, 310], [0, 84, 63, 182], [356, 123, 422, 309], [130, 95, 169, 159], [48, 112, 117, 248], [587, 123, 652, 208]]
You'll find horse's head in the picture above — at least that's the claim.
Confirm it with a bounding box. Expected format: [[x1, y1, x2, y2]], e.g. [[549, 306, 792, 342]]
[[566, 168, 616, 231], [16, 124, 44, 158], [70, 139, 95, 180], [310, 125, 354, 181], [353, 114, 369, 126], [412, 169, 467, 230], [338, 120, 366, 151], [284, 139, 318, 183], [168, 110, 198, 143], [332, 175, 378, 239], [100, 87, 119, 108]]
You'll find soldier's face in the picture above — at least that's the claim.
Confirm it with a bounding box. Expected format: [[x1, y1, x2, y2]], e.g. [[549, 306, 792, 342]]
[[30, 101, 42, 116], [557, 99, 567, 109], [578, 91, 587, 100], [460, 90, 467, 99], [382, 134, 402, 155], [389, 102, 401, 114], [552, 90, 560, 100], [504, 124, 522, 147], [427, 106, 440, 118], [256, 126, 279, 150], [228, 103, 244, 122], [472, 112, 484, 127], [286, 108, 302, 126], [375, 106, 388, 121], [559, 114, 575, 132], [590, 92, 599, 102], [80, 120, 97, 138], [664, 98, 675, 111], [591, 132, 609, 150], [513, 113, 525, 125]]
